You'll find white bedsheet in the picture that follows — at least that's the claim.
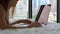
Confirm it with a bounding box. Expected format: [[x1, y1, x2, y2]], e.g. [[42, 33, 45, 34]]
[[0, 23, 60, 34]]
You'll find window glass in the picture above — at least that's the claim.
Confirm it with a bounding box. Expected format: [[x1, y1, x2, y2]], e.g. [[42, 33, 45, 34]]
[[9, 0, 29, 23], [9, 0, 29, 21], [32, 0, 50, 20], [32, 0, 57, 23]]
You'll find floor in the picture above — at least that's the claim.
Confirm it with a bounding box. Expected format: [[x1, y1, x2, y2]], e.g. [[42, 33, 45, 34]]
[[0, 23, 60, 34]]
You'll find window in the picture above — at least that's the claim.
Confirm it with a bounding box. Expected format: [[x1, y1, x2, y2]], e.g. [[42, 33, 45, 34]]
[[9, 0, 29, 21], [14, 0, 29, 20], [32, 0, 50, 20], [32, 0, 57, 23]]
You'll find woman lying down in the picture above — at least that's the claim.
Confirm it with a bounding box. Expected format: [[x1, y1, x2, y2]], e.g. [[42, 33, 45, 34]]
[[0, 0, 51, 29], [0, 4, 42, 29], [0, 4, 41, 28], [0, 3, 42, 29]]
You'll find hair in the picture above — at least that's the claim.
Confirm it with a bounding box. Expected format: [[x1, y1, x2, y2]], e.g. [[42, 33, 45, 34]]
[[0, 0, 10, 10]]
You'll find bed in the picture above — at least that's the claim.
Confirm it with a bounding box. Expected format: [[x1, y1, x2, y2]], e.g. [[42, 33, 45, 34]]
[[0, 23, 60, 34]]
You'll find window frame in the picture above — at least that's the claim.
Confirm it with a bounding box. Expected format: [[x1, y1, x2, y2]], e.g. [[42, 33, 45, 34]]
[[28, 0, 32, 18], [57, 0, 60, 23]]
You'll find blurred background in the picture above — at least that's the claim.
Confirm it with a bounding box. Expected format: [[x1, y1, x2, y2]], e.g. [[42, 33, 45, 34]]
[[9, 0, 57, 23]]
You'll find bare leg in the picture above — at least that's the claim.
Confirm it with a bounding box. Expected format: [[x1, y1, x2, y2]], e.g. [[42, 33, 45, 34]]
[[10, 19, 32, 25], [7, 22, 42, 29], [0, 4, 7, 29], [27, 22, 42, 28]]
